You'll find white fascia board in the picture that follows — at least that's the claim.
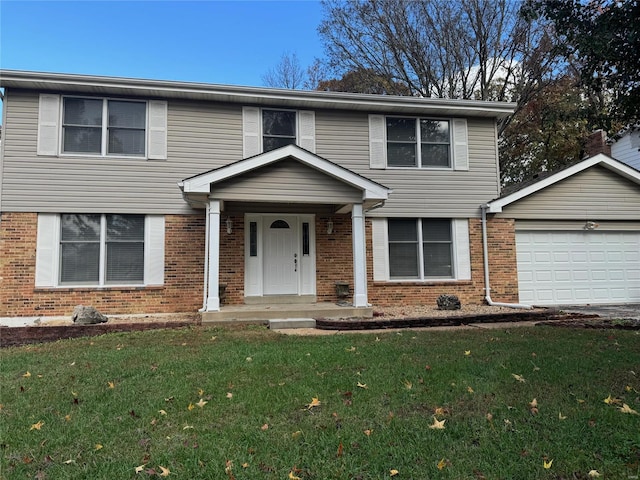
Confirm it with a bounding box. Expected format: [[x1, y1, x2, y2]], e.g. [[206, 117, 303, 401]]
[[0, 70, 515, 119], [182, 144, 391, 200], [487, 153, 640, 213]]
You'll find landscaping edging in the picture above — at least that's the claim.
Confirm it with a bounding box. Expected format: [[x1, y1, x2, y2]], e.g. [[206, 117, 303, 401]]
[[315, 310, 598, 330], [0, 321, 200, 348]]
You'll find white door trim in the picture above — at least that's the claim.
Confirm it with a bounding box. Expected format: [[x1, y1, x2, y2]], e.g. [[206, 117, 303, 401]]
[[244, 214, 316, 298]]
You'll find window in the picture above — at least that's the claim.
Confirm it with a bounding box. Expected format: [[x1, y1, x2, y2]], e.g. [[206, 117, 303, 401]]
[[388, 219, 453, 279], [60, 214, 145, 285], [62, 97, 146, 156], [262, 109, 296, 152], [386, 118, 450, 168]]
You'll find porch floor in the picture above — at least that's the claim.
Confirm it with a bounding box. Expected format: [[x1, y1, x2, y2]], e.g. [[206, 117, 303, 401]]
[[201, 302, 373, 324]]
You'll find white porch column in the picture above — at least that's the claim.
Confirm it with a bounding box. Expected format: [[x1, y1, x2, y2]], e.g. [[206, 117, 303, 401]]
[[206, 199, 221, 311], [352, 203, 368, 307]]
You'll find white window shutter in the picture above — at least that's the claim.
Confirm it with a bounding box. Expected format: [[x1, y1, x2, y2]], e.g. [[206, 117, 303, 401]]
[[453, 118, 469, 171], [145, 215, 165, 285], [298, 110, 316, 153], [371, 218, 389, 281], [147, 100, 168, 160], [369, 115, 386, 169], [243, 106, 261, 158], [453, 219, 471, 280], [35, 214, 59, 287], [37, 94, 60, 156]]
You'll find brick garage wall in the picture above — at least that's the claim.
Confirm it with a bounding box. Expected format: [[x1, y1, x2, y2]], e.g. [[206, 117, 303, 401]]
[[0, 212, 208, 317], [367, 217, 519, 307]]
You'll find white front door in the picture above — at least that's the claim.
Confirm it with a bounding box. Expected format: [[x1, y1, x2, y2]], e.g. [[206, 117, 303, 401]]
[[263, 217, 299, 294]]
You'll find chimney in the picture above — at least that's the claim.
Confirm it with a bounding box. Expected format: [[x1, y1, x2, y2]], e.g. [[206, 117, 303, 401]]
[[585, 130, 611, 157]]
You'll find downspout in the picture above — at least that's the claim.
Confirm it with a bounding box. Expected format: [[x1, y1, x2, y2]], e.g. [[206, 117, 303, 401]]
[[480, 204, 532, 309]]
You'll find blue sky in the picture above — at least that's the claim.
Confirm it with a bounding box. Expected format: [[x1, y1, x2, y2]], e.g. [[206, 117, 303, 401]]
[[0, 0, 326, 86]]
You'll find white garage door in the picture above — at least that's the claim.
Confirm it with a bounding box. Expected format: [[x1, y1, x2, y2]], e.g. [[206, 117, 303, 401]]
[[516, 230, 640, 305]]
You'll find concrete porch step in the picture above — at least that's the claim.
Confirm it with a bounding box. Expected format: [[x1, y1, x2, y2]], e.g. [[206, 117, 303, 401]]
[[201, 302, 373, 324], [268, 318, 317, 329]]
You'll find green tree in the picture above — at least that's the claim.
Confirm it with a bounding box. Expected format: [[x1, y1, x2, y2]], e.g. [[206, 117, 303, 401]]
[[527, 0, 640, 129]]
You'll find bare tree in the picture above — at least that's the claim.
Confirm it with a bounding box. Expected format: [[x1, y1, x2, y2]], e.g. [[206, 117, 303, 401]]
[[318, 0, 559, 134], [262, 52, 307, 89]]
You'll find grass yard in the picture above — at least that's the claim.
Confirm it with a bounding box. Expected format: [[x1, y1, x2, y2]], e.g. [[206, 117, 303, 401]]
[[1, 325, 639, 479]]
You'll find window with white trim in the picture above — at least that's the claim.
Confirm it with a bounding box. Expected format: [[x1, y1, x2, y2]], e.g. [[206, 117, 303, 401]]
[[386, 117, 451, 167], [388, 218, 453, 279], [60, 214, 145, 285], [62, 97, 146, 156]]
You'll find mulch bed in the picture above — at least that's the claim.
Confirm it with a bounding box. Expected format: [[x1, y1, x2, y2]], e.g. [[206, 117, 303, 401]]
[[0, 320, 200, 348], [316, 309, 600, 330]]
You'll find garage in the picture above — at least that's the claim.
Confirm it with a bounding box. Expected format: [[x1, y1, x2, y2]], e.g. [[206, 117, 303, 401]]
[[486, 154, 640, 306], [515, 230, 640, 305]]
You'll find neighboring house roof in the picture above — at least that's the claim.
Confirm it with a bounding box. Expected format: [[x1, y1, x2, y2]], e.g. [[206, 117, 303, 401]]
[[179, 144, 392, 210], [0, 69, 515, 119], [486, 153, 640, 213]]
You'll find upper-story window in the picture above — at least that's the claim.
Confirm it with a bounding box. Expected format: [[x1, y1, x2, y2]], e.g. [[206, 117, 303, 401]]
[[62, 97, 146, 157], [262, 109, 297, 152], [242, 107, 315, 157], [386, 117, 450, 168]]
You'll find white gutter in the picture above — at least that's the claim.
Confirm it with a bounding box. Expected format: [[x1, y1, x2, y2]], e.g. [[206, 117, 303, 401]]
[[480, 204, 532, 309]]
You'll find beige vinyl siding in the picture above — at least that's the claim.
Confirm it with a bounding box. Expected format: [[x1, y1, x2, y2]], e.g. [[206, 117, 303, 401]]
[[496, 166, 640, 220], [1, 90, 244, 214], [315, 111, 500, 218], [212, 159, 362, 204]]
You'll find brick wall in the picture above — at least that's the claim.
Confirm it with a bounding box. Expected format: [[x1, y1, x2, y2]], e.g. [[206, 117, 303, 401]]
[[0, 212, 520, 316], [367, 217, 519, 307], [0, 213, 207, 317]]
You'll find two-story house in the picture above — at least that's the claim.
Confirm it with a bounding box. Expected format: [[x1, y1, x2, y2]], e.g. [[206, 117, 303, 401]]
[[1, 70, 638, 321]]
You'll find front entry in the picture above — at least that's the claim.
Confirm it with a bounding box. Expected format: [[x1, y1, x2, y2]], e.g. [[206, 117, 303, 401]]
[[263, 218, 298, 294], [244, 213, 316, 299]]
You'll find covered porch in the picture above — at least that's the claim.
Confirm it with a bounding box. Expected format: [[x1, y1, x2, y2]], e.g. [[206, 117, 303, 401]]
[[178, 145, 391, 316]]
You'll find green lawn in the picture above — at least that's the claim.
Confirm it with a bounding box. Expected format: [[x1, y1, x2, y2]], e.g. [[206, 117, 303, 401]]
[[1, 325, 639, 479]]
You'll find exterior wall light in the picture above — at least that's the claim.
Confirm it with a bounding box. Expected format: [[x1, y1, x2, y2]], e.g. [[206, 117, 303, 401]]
[[327, 219, 334, 235], [226, 217, 233, 234], [584, 221, 599, 230]]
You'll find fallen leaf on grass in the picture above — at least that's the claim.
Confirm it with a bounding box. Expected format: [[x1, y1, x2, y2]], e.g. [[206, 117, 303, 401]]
[[196, 398, 208, 408], [23, 371, 31, 378], [464, 350, 471, 356], [604, 394, 621, 405], [403, 380, 413, 390], [543, 459, 553, 469], [429, 417, 446, 429], [619, 403, 639, 414], [558, 412, 567, 420], [292, 430, 302, 439], [437, 458, 448, 470], [337, 441, 343, 457], [345, 346, 356, 352], [94, 444, 103, 450], [261, 423, 269, 431], [306, 397, 321, 409], [107, 381, 115, 389], [357, 382, 368, 389], [135, 464, 146, 474], [30, 421, 44, 431], [467, 386, 474, 394], [288, 472, 301, 480], [390, 469, 399, 476], [588, 470, 601, 477], [158, 409, 167, 415], [159, 465, 171, 476], [511, 374, 526, 383], [364, 429, 373, 436], [187, 403, 195, 411], [226, 392, 233, 399]]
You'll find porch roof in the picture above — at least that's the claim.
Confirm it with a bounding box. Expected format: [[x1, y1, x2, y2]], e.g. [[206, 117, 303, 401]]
[[179, 145, 392, 210]]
